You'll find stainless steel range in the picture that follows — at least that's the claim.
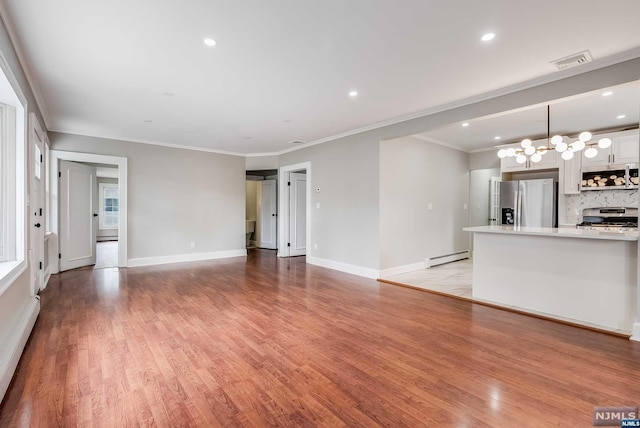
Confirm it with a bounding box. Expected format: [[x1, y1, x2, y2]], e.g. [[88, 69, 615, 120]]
[[576, 207, 638, 231]]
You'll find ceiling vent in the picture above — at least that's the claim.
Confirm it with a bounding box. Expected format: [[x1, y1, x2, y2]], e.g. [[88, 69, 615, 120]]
[[551, 50, 593, 71], [289, 140, 305, 144]]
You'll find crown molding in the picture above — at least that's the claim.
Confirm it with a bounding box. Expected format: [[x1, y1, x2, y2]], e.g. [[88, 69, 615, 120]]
[[48, 129, 247, 157]]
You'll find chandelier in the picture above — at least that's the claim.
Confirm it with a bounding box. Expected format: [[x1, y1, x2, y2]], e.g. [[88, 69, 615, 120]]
[[496, 105, 612, 163]]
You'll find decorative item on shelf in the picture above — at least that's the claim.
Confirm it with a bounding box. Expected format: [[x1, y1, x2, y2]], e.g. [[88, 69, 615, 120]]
[[496, 105, 612, 163]]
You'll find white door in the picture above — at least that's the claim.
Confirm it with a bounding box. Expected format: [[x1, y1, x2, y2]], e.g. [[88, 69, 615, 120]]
[[59, 160, 97, 271], [289, 172, 306, 256], [258, 179, 277, 249], [29, 115, 45, 294]]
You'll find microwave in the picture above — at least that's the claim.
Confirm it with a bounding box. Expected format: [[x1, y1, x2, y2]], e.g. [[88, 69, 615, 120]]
[[581, 164, 638, 191]]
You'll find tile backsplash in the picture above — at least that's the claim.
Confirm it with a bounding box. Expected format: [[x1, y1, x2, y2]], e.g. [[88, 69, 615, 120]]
[[565, 189, 638, 224]]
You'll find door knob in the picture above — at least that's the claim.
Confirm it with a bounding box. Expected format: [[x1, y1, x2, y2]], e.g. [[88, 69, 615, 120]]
[[93, 213, 98, 217], [34, 223, 41, 228]]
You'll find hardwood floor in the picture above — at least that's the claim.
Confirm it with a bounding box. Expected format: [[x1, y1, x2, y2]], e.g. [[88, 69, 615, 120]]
[[1, 249, 639, 426]]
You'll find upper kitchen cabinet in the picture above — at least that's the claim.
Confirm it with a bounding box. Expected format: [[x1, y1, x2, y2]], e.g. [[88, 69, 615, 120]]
[[581, 130, 639, 167]]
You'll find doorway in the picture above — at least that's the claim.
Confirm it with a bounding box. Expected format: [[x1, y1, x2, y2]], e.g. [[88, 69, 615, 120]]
[[246, 170, 278, 251], [278, 162, 311, 258], [50, 151, 127, 276]]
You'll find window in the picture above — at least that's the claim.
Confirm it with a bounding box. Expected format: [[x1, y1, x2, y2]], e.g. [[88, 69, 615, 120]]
[[0, 61, 27, 294], [0, 104, 17, 263], [99, 183, 119, 230]]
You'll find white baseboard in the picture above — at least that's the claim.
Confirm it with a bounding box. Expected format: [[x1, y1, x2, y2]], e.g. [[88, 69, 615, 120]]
[[127, 249, 247, 267], [631, 322, 640, 342], [379, 262, 425, 279], [306, 256, 379, 279], [0, 297, 39, 401]]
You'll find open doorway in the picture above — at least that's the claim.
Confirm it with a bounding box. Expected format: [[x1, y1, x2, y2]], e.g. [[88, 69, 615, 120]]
[[246, 170, 278, 251], [49, 151, 127, 277], [278, 162, 311, 258]]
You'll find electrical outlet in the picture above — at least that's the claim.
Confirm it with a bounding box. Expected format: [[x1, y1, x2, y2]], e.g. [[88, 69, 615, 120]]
[[190, 241, 195, 248], [313, 243, 318, 250], [428, 203, 433, 210]]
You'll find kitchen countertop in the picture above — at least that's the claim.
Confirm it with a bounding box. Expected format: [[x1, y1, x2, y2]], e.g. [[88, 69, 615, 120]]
[[463, 225, 639, 241]]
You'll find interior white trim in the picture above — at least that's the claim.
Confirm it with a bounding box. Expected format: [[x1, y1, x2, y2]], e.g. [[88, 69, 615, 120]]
[[307, 256, 379, 280], [379, 262, 425, 279], [50, 150, 128, 269], [0, 296, 39, 401], [127, 249, 247, 268], [631, 322, 640, 342], [49, 129, 246, 157], [277, 161, 311, 258]]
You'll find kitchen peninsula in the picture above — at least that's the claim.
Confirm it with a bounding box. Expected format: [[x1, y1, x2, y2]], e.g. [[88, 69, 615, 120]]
[[464, 225, 638, 335]]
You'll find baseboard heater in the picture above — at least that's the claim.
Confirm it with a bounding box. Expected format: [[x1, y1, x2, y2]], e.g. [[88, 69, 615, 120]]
[[426, 250, 469, 269]]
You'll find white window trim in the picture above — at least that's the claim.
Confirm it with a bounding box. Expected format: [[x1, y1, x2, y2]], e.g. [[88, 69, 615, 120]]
[[98, 182, 119, 230], [0, 68, 27, 297]]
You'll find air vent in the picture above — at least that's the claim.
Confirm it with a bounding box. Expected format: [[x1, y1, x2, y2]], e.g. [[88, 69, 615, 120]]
[[551, 50, 593, 71], [289, 140, 305, 144]]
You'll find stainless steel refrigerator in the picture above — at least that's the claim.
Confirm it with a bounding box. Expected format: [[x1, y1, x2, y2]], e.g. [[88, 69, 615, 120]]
[[499, 179, 557, 227]]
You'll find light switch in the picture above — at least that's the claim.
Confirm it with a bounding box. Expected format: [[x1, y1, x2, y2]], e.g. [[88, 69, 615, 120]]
[[428, 203, 433, 210], [463, 203, 468, 210], [316, 202, 320, 209]]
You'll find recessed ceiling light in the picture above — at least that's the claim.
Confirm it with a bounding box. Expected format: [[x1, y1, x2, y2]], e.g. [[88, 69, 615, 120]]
[[481, 33, 495, 42], [163, 92, 175, 97], [462, 122, 469, 127], [349, 90, 358, 97], [143, 120, 153, 123], [617, 114, 626, 119], [602, 91, 613, 97], [494, 136, 501, 140], [284, 120, 292, 123], [244, 137, 252, 140], [203, 38, 217, 47]]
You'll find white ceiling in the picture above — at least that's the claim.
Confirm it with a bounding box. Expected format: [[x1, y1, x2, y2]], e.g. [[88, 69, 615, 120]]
[[2, 0, 640, 155], [418, 81, 640, 152]]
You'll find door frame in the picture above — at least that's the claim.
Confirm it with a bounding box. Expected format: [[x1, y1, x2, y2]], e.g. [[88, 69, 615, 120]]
[[50, 150, 128, 271], [278, 161, 311, 258], [28, 113, 45, 295]]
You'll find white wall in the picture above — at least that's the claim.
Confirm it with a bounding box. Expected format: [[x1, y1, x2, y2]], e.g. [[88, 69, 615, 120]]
[[246, 181, 258, 221], [0, 14, 43, 400], [279, 134, 380, 272], [380, 136, 470, 270], [48, 133, 246, 263]]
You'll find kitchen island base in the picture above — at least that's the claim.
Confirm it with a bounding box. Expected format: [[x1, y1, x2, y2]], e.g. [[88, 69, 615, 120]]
[[469, 228, 638, 335]]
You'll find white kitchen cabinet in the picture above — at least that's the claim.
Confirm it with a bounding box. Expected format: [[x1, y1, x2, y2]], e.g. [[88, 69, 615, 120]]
[[562, 151, 582, 194], [581, 130, 639, 167]]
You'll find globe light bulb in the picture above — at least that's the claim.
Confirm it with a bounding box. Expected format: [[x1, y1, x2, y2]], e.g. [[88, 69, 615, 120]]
[[561, 150, 574, 160], [524, 146, 536, 155], [578, 131, 592, 142], [497, 149, 507, 158], [598, 138, 612, 149], [584, 147, 598, 158], [530, 153, 542, 163], [515, 154, 527, 164], [520, 139, 532, 148], [571, 140, 586, 151], [505, 148, 516, 157], [555, 142, 568, 152], [550, 135, 563, 145]]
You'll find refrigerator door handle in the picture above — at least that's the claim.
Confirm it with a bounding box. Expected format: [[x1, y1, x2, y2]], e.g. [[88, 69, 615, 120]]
[[515, 191, 521, 227]]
